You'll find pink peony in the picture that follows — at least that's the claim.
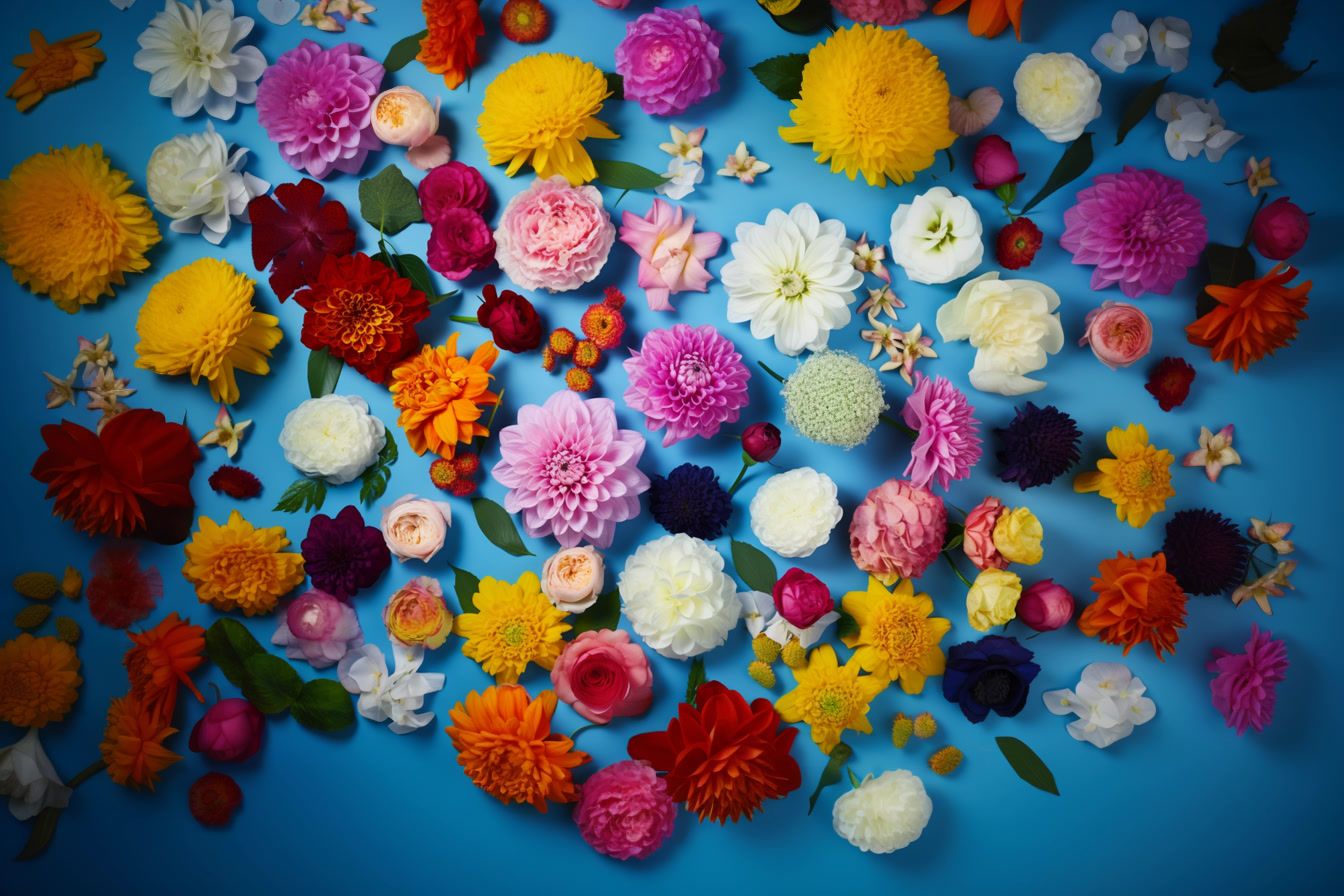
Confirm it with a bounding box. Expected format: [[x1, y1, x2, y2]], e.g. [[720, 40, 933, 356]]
[[188, 698, 264, 763], [832, 0, 927, 25], [272, 589, 365, 669], [427, 207, 495, 280], [623, 324, 750, 447], [494, 176, 615, 292], [418, 161, 489, 224], [619, 199, 722, 311], [574, 760, 677, 860], [1208, 625, 1288, 736], [614, 7, 725, 116], [963, 496, 1008, 571], [1017, 579, 1074, 632], [1079, 301, 1153, 369], [256, 40, 384, 179], [1251, 197, 1309, 261], [901, 374, 982, 492], [551, 629, 653, 724], [849, 479, 948, 582], [492, 390, 650, 548], [773, 568, 833, 629]]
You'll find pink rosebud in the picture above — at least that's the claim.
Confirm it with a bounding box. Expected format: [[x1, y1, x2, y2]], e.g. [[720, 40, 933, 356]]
[[963, 496, 1008, 572], [371, 87, 440, 148], [551, 629, 653, 725], [1079, 301, 1153, 369], [742, 422, 782, 463], [189, 698, 264, 763], [772, 567, 833, 629], [1251, 197, 1309, 261], [972, 136, 1025, 190], [1016, 579, 1075, 632]]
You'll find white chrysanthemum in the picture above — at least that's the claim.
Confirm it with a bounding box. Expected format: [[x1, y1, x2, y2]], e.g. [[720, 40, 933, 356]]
[[936, 272, 1064, 396], [1013, 52, 1102, 143], [133, 0, 267, 120], [146, 124, 268, 244], [832, 770, 932, 854], [619, 534, 739, 660], [278, 394, 386, 485], [721, 203, 863, 356], [749, 468, 843, 558], [889, 187, 984, 285]]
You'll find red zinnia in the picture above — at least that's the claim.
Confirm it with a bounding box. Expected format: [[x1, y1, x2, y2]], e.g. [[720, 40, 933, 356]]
[[87, 544, 163, 630], [1145, 357, 1195, 411], [189, 772, 243, 827], [580, 302, 626, 350], [996, 218, 1043, 270], [208, 465, 262, 500], [627, 681, 801, 823], [248, 179, 356, 300]]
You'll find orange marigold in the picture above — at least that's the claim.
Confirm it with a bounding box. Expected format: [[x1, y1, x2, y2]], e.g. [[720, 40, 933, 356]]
[[100, 693, 181, 790], [6, 30, 104, 112], [1078, 552, 1188, 660], [0, 633, 82, 728], [390, 333, 500, 458], [124, 613, 206, 722], [445, 685, 588, 812], [1186, 264, 1310, 372], [418, 0, 485, 90]]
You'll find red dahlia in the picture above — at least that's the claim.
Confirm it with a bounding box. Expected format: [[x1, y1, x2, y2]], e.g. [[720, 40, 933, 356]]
[[996, 218, 1043, 270], [208, 465, 262, 500], [248, 179, 356, 300], [189, 772, 242, 827], [1145, 357, 1196, 411]]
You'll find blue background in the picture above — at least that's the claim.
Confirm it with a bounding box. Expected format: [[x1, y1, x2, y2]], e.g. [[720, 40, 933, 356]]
[[3, 1, 1341, 893]]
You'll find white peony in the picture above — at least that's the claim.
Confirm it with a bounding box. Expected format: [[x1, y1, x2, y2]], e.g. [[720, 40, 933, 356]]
[[133, 0, 267, 120], [888, 187, 984, 285], [619, 534, 740, 660], [1043, 662, 1156, 749], [339, 643, 445, 735], [936, 271, 1064, 396], [832, 770, 932, 854], [739, 590, 838, 649], [146, 124, 268, 244], [1, 730, 71, 822], [721, 203, 863, 356], [749, 467, 843, 558], [1013, 52, 1102, 143], [279, 394, 386, 485]]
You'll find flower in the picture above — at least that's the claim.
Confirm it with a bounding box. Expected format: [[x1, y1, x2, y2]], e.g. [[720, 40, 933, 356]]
[[619, 535, 738, 660], [475, 285, 542, 354], [135, 258, 282, 404], [1079, 301, 1152, 369], [994, 507, 1043, 564], [418, 161, 487, 223], [538, 547, 606, 614], [247, 179, 356, 300], [1091, 10, 1147, 73], [447, 685, 588, 811], [375, 496, 450, 565], [100, 694, 180, 790], [772, 568, 833, 630], [966, 569, 1022, 632], [623, 325, 748, 447], [902, 374, 983, 491], [456, 572, 569, 682], [1062, 167, 1208, 298], [996, 218, 1043, 270], [384, 576, 453, 650], [1249, 519, 1294, 555], [87, 544, 163, 629], [1162, 509, 1250, 597], [963, 496, 1006, 571], [1243, 156, 1277, 197], [188, 698, 263, 762], [494, 177, 615, 293], [1013, 52, 1101, 142], [123, 613, 207, 720], [183, 511, 306, 617], [648, 464, 732, 540], [1209, 626, 1288, 735], [659, 156, 706, 198], [501, 0, 550, 43], [850, 480, 947, 582], [0, 635, 81, 729], [1252, 197, 1310, 261], [841, 576, 949, 692], [197, 406, 250, 460], [1149, 16, 1192, 71], [619, 199, 721, 312], [749, 468, 843, 559], [995, 402, 1080, 490], [0, 144, 159, 312], [741, 590, 838, 650], [419, 0, 484, 89], [188, 772, 242, 827], [948, 86, 1002, 135], [972, 136, 1023, 190], [1233, 561, 1296, 615], [0, 730, 71, 822], [879, 324, 939, 385], [628, 681, 800, 822], [427, 207, 495, 280], [339, 643, 445, 734], [1156, 93, 1242, 163], [888, 187, 984, 284], [932, 0, 1023, 38], [776, 644, 886, 753], [279, 394, 386, 485], [1079, 552, 1187, 659], [832, 0, 927, 25], [273, 589, 364, 668], [256, 40, 383, 178], [1188, 264, 1311, 372], [582, 294, 628, 349], [6, 29, 104, 112], [615, 6, 724, 116], [1018, 580, 1074, 632], [300, 506, 390, 599], [31, 409, 200, 544], [133, 0, 266, 119], [1145, 357, 1195, 412], [832, 770, 932, 853], [574, 760, 676, 860], [659, 125, 705, 163], [293, 253, 429, 384], [743, 422, 782, 463], [782, 351, 887, 448], [1074, 424, 1175, 528], [551, 630, 653, 724], [1042, 662, 1156, 748], [943, 635, 1038, 722], [145, 125, 266, 247], [780, 25, 955, 187], [936, 271, 1064, 395], [370, 85, 440, 151], [717, 142, 770, 184], [492, 391, 649, 548], [390, 334, 499, 459]]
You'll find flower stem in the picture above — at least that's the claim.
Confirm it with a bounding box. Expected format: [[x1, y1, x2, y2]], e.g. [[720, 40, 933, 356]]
[[943, 551, 974, 588], [569, 724, 598, 743], [1240, 193, 1269, 249], [879, 413, 918, 439], [757, 361, 785, 384], [727, 459, 754, 496], [68, 759, 107, 789], [449, 314, 480, 325]]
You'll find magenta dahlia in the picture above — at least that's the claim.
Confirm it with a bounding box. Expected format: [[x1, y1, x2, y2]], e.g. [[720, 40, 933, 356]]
[[492, 390, 650, 548], [831, 0, 928, 26], [901, 373, 982, 491], [849, 479, 948, 582], [614, 6, 725, 116], [623, 324, 750, 447], [1208, 625, 1288, 736], [1060, 167, 1207, 299]]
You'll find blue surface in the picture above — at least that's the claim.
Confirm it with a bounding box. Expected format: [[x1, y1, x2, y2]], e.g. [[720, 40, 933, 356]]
[[3, 1, 1341, 893]]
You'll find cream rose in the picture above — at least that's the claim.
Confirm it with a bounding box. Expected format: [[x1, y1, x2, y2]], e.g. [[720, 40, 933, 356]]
[[1013, 52, 1102, 143], [936, 272, 1064, 396], [541, 546, 605, 613], [278, 395, 386, 484], [966, 569, 1022, 632], [888, 187, 984, 285], [380, 495, 452, 562]]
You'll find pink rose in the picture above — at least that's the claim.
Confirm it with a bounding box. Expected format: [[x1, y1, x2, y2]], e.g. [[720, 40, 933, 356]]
[[381, 495, 452, 562], [1079, 301, 1153, 369], [972, 135, 1025, 190], [383, 576, 453, 648], [494, 176, 615, 293], [618, 198, 722, 311], [272, 589, 364, 669], [963, 496, 1008, 571], [742, 422, 781, 462], [1016, 579, 1075, 632], [1251, 197, 1309, 261], [189, 698, 264, 763], [427, 207, 496, 280], [550, 629, 653, 724], [849, 479, 948, 581], [541, 546, 606, 613], [773, 567, 833, 629], [418, 161, 489, 224]]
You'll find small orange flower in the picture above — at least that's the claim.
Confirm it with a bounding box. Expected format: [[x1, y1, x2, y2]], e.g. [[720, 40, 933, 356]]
[[933, 0, 1025, 40], [100, 693, 181, 790], [124, 613, 207, 721], [6, 30, 105, 112], [0, 634, 82, 728], [418, 0, 485, 90], [1186, 264, 1310, 372], [1078, 552, 1188, 660], [390, 333, 500, 458]]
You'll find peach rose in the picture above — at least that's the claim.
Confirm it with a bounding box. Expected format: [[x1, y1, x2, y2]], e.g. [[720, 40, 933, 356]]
[[963, 497, 1008, 571], [383, 576, 453, 649], [550, 629, 653, 724], [1079, 301, 1152, 369], [381, 495, 452, 562], [541, 546, 605, 613]]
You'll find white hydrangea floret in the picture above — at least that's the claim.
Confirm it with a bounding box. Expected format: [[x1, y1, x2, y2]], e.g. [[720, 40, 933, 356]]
[[1042, 662, 1156, 749], [1150, 17, 1192, 72], [1013, 52, 1103, 143], [619, 534, 739, 660], [888, 187, 984, 285], [1156, 93, 1243, 163], [749, 467, 843, 558], [133, 0, 268, 120], [278, 394, 387, 485], [936, 272, 1064, 396], [146, 124, 268, 244], [832, 769, 932, 854], [338, 644, 445, 735]]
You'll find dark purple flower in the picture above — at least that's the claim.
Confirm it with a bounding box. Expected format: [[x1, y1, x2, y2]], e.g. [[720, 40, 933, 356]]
[[301, 505, 391, 600], [1163, 509, 1249, 596], [943, 635, 1039, 723], [648, 463, 731, 540], [994, 402, 1081, 490]]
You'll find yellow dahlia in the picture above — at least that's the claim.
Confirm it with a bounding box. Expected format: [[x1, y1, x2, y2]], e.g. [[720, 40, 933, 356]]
[[1074, 424, 1175, 528], [0, 144, 159, 312], [134, 258, 282, 405], [841, 576, 951, 693], [0, 633, 82, 728], [775, 644, 886, 754], [477, 53, 618, 185], [182, 510, 305, 617], [779, 26, 956, 187], [454, 571, 570, 684]]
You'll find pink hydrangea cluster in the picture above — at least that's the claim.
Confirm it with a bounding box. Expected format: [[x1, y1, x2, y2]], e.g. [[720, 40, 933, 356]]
[[901, 374, 982, 491], [623, 324, 750, 447], [419, 161, 495, 280], [849, 479, 948, 581], [618, 199, 722, 312], [614, 7, 725, 116], [494, 177, 616, 292], [963, 496, 1008, 571], [272, 589, 365, 669], [573, 760, 677, 860], [831, 0, 928, 26], [1208, 625, 1289, 735]]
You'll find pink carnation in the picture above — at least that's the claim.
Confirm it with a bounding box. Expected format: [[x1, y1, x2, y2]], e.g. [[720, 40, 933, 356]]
[[427, 207, 495, 280], [256, 40, 384, 179], [832, 0, 928, 26], [623, 324, 750, 447], [901, 373, 982, 491], [574, 760, 677, 860], [619, 199, 722, 312], [492, 390, 650, 548], [272, 589, 364, 669], [494, 176, 615, 292], [418, 161, 489, 224], [963, 496, 1008, 572], [551, 629, 653, 725], [614, 6, 725, 116], [849, 479, 947, 581], [1208, 625, 1288, 736]]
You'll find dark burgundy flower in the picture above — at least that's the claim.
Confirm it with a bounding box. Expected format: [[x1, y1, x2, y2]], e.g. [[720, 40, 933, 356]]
[[772, 568, 832, 629], [427, 207, 496, 280], [247, 179, 356, 300], [417, 161, 489, 223], [943, 635, 1039, 723], [1145, 357, 1195, 411], [189, 772, 243, 827], [742, 422, 782, 463], [994, 402, 1081, 490], [477, 284, 543, 352], [208, 465, 262, 500], [300, 505, 390, 600], [87, 544, 163, 629]]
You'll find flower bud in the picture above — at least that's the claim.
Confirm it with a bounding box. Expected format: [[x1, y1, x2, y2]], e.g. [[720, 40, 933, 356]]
[[741, 422, 781, 463], [189, 698, 264, 763], [371, 86, 440, 148], [1251, 197, 1309, 261], [772, 567, 832, 629], [1016, 579, 1075, 632], [972, 135, 1024, 190]]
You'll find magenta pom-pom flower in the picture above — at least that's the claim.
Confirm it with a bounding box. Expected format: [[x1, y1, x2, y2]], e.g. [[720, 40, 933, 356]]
[[1208, 625, 1288, 736], [574, 760, 677, 860], [901, 373, 982, 491], [614, 6, 725, 116], [623, 324, 750, 447], [832, 0, 928, 26], [849, 479, 948, 582]]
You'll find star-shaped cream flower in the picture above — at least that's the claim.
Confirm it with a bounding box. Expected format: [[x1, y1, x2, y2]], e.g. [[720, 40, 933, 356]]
[[1243, 156, 1277, 197], [43, 371, 76, 410], [329, 0, 375, 23], [198, 405, 252, 458], [1183, 424, 1241, 482], [852, 233, 891, 284], [1248, 518, 1294, 555], [85, 367, 135, 412], [857, 285, 904, 323], [299, 2, 343, 31], [73, 334, 115, 381], [658, 125, 705, 164], [718, 141, 770, 184], [861, 320, 903, 362], [879, 324, 938, 386], [1232, 560, 1296, 615]]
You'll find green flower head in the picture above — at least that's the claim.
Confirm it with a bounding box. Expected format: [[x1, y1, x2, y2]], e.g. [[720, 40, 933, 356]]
[[782, 351, 887, 449]]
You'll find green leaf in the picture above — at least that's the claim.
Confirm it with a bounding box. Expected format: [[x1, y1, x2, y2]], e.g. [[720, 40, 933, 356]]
[[1199, 243, 1257, 316], [359, 429, 398, 506], [807, 742, 853, 814], [944, 522, 966, 553], [384, 29, 427, 73], [1115, 74, 1171, 145], [768, 0, 833, 35], [273, 477, 327, 514], [358, 164, 423, 236], [846, 767, 861, 790], [570, 589, 620, 636], [471, 497, 534, 557], [835, 608, 858, 640], [995, 736, 1060, 796], [603, 71, 624, 100], [240, 653, 304, 714], [749, 53, 808, 101], [373, 250, 438, 300], [1213, 0, 1316, 92], [14, 806, 62, 861], [592, 159, 667, 193], [307, 346, 343, 398], [1018, 132, 1094, 216], [428, 289, 461, 307], [685, 657, 707, 706], [204, 618, 267, 690], [290, 678, 356, 733], [451, 565, 481, 613], [731, 539, 778, 594]]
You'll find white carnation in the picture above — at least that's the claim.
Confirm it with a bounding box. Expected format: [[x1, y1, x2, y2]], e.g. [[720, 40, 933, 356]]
[[279, 394, 386, 485], [1013, 52, 1102, 143], [619, 534, 739, 660], [133, 0, 267, 120], [749, 468, 843, 559], [936, 271, 1064, 396], [832, 770, 932, 854], [147, 124, 268, 244], [888, 187, 984, 285]]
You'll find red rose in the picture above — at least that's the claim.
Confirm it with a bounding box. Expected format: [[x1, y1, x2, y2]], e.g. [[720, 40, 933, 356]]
[[972, 135, 1025, 190], [772, 567, 833, 629], [741, 422, 781, 462], [550, 629, 653, 725], [478, 284, 543, 352]]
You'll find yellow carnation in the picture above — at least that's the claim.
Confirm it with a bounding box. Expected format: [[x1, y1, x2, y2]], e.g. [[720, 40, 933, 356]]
[[993, 507, 1043, 565], [182, 511, 305, 617], [966, 569, 1022, 632]]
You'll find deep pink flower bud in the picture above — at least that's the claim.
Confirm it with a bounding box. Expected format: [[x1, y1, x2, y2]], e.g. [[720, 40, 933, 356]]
[[772, 567, 833, 629], [1251, 197, 1309, 261], [972, 136, 1025, 190], [189, 698, 264, 763], [742, 422, 781, 463], [1016, 579, 1075, 632]]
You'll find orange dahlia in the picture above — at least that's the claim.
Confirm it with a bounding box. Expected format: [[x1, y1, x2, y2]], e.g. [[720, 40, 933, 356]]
[[100, 693, 181, 790], [418, 0, 485, 90], [124, 613, 207, 722], [445, 685, 588, 812], [389, 333, 500, 458], [1078, 552, 1188, 660], [0, 634, 82, 728], [1186, 264, 1310, 372]]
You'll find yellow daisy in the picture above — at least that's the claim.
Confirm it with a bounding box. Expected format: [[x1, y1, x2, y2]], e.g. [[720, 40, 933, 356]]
[[841, 576, 950, 693], [1074, 424, 1175, 528], [775, 644, 886, 754], [182, 510, 305, 617], [454, 571, 570, 683]]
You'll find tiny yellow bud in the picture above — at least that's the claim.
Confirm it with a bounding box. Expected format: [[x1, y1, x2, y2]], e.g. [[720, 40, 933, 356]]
[[892, 713, 914, 748], [15, 604, 52, 630], [55, 616, 82, 644], [928, 745, 964, 776], [913, 711, 938, 739], [780, 638, 807, 669], [752, 633, 782, 663], [13, 571, 59, 601], [747, 660, 777, 689], [60, 566, 83, 601]]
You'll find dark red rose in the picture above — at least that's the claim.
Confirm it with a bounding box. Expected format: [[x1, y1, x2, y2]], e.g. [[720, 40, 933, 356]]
[[741, 422, 781, 462], [477, 284, 543, 352]]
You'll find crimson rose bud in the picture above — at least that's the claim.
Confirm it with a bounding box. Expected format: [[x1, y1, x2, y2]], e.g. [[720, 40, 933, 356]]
[[189, 698, 264, 763], [772, 567, 833, 629], [742, 422, 781, 463], [972, 135, 1025, 190], [1016, 579, 1074, 632], [478, 284, 543, 353], [1251, 197, 1309, 261]]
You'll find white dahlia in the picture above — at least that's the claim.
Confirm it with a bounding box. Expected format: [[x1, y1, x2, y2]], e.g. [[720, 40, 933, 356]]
[[832, 770, 932, 854], [133, 0, 267, 120], [618, 534, 739, 660], [278, 394, 386, 485], [749, 468, 843, 558], [146, 124, 268, 244], [889, 187, 984, 285]]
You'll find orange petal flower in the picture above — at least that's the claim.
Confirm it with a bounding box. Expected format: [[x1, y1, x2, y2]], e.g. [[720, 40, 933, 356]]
[[0, 634, 82, 728], [390, 333, 500, 458], [6, 30, 105, 112], [1078, 552, 1188, 660], [418, 0, 485, 90], [124, 613, 207, 722], [932, 0, 1025, 40], [100, 693, 181, 790], [1186, 264, 1310, 372]]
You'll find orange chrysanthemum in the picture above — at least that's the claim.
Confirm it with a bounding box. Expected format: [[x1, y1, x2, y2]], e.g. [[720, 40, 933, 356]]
[[1078, 552, 1188, 660], [7, 30, 104, 112], [0, 634, 82, 729], [182, 510, 306, 617], [124, 613, 207, 722], [418, 0, 485, 90], [100, 693, 181, 791], [445, 685, 588, 812], [1186, 264, 1310, 372], [390, 333, 500, 458], [933, 0, 1025, 40]]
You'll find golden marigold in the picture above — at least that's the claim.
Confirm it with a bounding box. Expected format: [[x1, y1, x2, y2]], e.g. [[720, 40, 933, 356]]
[[124, 613, 206, 722], [454, 571, 570, 684], [182, 510, 306, 617], [0, 144, 159, 312], [1186, 264, 1310, 373], [418, 0, 484, 90], [933, 0, 1025, 40], [775, 644, 887, 754], [0, 634, 82, 728], [100, 693, 180, 790], [1073, 424, 1174, 528], [7, 30, 104, 112], [389, 332, 499, 458], [445, 685, 588, 812], [840, 576, 950, 693], [1078, 552, 1187, 660]]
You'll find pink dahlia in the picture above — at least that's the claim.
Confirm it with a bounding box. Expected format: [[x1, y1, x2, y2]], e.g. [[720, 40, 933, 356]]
[[619, 198, 722, 312], [1061, 167, 1207, 298], [256, 40, 384, 179], [494, 176, 616, 293], [901, 373, 982, 491], [272, 589, 364, 670], [1208, 625, 1288, 736], [849, 479, 947, 582], [623, 324, 750, 447], [614, 6, 725, 117], [831, 0, 928, 26], [574, 760, 677, 860], [492, 390, 650, 548]]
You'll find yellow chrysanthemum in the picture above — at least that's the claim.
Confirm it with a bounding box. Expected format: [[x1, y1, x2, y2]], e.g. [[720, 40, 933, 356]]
[[477, 53, 618, 185], [0, 633, 82, 728], [775, 644, 886, 754], [135, 258, 282, 405], [779, 25, 956, 187], [1074, 424, 1175, 528], [182, 510, 305, 617], [454, 571, 570, 684], [0, 144, 159, 312], [841, 576, 951, 693]]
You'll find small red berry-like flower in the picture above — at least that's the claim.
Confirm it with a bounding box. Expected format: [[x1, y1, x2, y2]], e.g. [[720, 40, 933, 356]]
[[452, 452, 482, 480], [1145, 357, 1196, 411], [429, 458, 459, 491], [189, 772, 242, 828], [540, 345, 558, 372], [208, 465, 262, 500], [996, 218, 1043, 270], [500, 0, 550, 43], [603, 286, 627, 309], [549, 327, 577, 356], [566, 368, 595, 392], [572, 339, 603, 369], [580, 302, 627, 350], [448, 477, 478, 498]]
